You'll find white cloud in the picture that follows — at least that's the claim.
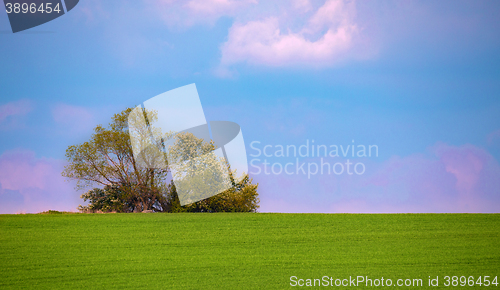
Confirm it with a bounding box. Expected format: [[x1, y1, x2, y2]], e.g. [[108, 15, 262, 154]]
[[220, 0, 365, 68], [147, 0, 257, 27], [292, 0, 313, 12], [143, 0, 370, 70], [52, 104, 95, 133], [0, 99, 33, 130], [185, 0, 256, 16]]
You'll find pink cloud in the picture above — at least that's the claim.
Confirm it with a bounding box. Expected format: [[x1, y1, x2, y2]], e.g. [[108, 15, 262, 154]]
[[306, 0, 354, 33], [0, 150, 51, 191], [0, 149, 80, 214], [52, 104, 95, 133], [336, 144, 500, 213], [78, 0, 375, 73], [260, 198, 328, 213], [146, 0, 256, 27], [220, 0, 368, 68], [436, 144, 484, 192], [185, 0, 256, 17], [0, 99, 33, 130], [292, 0, 313, 12], [254, 143, 500, 213]]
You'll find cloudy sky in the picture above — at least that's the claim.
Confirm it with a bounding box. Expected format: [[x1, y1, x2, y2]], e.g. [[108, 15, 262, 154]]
[[1, 0, 499, 213]]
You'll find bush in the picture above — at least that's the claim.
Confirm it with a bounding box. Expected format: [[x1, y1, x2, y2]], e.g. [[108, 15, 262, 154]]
[[79, 173, 259, 213], [172, 173, 259, 213]]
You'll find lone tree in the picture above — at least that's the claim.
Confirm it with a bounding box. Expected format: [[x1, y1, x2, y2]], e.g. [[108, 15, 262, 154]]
[[62, 108, 259, 213]]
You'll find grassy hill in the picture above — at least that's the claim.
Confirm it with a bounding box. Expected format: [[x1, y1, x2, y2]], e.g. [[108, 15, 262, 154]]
[[1, 213, 499, 289]]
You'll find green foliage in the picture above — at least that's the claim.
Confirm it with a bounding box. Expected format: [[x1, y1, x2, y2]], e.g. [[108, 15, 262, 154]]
[[174, 173, 259, 213], [38, 210, 65, 214], [63, 107, 259, 213], [78, 183, 176, 213], [167, 131, 232, 206]]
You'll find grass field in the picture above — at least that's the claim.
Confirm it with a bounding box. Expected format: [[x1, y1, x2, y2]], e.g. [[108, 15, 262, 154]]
[[0, 213, 499, 289]]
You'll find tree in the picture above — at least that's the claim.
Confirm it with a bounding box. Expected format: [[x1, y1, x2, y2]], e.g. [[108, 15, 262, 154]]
[[177, 173, 259, 213], [63, 107, 259, 213]]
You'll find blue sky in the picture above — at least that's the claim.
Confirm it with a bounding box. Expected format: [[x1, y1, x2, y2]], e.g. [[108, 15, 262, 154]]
[[1, 0, 499, 213]]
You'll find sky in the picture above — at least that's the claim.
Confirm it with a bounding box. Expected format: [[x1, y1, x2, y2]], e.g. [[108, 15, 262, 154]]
[[0, 0, 499, 213]]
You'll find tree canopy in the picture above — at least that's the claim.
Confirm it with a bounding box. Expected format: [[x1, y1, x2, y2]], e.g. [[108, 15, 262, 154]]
[[62, 107, 259, 213]]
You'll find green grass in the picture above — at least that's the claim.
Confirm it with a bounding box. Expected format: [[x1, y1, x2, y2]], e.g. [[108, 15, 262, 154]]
[[1, 213, 499, 289]]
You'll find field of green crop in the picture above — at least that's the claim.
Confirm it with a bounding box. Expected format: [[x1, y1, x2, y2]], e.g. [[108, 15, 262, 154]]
[[0, 213, 499, 289]]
